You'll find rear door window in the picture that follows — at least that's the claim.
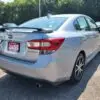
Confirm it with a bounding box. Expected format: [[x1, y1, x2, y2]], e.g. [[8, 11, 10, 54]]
[[74, 20, 81, 30]]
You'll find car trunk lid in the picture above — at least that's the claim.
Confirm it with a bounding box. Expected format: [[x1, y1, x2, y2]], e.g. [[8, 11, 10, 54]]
[[0, 28, 50, 61]]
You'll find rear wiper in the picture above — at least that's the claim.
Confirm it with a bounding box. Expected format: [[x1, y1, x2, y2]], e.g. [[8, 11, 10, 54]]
[[0, 27, 53, 33]]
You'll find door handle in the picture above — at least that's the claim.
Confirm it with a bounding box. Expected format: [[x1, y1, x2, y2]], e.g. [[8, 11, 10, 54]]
[[90, 34, 98, 38], [89, 35, 95, 38]]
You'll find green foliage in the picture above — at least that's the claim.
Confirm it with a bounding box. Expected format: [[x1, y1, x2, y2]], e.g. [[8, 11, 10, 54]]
[[0, 0, 100, 25]]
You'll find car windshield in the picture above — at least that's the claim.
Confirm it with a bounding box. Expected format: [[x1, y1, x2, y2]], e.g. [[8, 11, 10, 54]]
[[19, 17, 67, 30]]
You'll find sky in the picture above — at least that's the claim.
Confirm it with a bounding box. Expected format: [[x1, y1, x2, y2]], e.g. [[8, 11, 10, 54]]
[[0, 0, 14, 3]]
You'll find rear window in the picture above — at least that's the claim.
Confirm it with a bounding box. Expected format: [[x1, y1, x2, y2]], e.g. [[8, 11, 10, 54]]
[[19, 17, 67, 30]]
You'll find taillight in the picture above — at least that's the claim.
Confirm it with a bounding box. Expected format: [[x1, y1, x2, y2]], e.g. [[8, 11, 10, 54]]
[[27, 38, 65, 54]]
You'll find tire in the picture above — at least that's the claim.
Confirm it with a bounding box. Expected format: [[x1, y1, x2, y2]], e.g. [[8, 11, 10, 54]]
[[70, 53, 85, 84]]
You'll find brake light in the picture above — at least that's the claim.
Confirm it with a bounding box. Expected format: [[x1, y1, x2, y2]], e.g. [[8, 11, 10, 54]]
[[27, 38, 65, 54]]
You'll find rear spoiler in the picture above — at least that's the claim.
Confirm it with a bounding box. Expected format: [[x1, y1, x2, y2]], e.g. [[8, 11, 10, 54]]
[[0, 27, 53, 33]]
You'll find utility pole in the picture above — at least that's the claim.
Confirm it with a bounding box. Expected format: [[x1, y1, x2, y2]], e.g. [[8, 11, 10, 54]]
[[39, 0, 41, 17]]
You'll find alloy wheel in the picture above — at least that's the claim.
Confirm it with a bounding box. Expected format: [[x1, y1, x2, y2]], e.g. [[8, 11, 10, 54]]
[[74, 54, 85, 80]]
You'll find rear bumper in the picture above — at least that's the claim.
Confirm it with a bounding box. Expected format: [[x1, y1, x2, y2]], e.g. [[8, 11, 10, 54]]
[[0, 55, 67, 83]]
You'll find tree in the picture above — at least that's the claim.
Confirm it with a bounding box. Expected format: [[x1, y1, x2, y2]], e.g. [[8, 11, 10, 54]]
[[0, 0, 99, 24], [83, 0, 100, 20]]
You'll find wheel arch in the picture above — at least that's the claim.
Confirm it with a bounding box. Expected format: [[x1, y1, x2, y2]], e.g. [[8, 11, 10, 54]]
[[70, 50, 86, 79], [69, 50, 86, 83], [79, 50, 86, 60]]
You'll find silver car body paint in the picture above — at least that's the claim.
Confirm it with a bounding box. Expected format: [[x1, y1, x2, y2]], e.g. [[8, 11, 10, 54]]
[[0, 14, 100, 83]]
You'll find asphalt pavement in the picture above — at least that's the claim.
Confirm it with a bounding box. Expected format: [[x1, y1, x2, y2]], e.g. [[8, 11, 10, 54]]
[[0, 53, 100, 100]]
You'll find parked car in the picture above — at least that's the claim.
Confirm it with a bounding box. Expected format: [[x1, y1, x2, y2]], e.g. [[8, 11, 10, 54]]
[[96, 22, 100, 27], [0, 14, 100, 85], [3, 23, 17, 28]]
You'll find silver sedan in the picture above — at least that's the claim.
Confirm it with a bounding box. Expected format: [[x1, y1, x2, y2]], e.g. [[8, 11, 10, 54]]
[[0, 14, 100, 85]]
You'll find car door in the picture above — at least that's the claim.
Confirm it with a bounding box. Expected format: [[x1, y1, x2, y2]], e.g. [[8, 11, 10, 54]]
[[75, 16, 96, 57], [85, 16, 100, 51]]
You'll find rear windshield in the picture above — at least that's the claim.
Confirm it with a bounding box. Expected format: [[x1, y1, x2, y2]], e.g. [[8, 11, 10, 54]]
[[19, 17, 67, 30]]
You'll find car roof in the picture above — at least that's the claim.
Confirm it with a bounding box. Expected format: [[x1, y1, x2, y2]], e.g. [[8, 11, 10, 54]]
[[28, 14, 86, 22], [46, 14, 85, 18]]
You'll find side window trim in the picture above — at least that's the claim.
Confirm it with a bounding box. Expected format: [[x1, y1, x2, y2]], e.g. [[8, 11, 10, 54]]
[[85, 16, 98, 31], [84, 16, 91, 29], [73, 19, 80, 30]]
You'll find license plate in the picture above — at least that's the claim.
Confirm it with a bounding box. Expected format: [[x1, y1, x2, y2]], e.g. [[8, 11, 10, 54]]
[[8, 41, 20, 52]]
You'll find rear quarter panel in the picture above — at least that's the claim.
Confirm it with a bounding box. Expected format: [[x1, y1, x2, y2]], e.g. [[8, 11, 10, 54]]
[[43, 31, 84, 80]]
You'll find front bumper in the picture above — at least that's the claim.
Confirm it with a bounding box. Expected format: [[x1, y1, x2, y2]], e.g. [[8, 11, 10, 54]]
[[0, 55, 66, 83]]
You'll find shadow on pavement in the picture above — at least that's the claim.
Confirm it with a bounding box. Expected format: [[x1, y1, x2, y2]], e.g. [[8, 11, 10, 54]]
[[0, 53, 100, 100]]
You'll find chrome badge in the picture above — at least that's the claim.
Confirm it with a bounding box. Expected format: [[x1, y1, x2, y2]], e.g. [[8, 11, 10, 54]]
[[7, 31, 13, 39]]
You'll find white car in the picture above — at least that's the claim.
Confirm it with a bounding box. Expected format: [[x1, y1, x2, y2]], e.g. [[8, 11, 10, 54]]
[[96, 22, 100, 27], [0, 14, 100, 85]]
